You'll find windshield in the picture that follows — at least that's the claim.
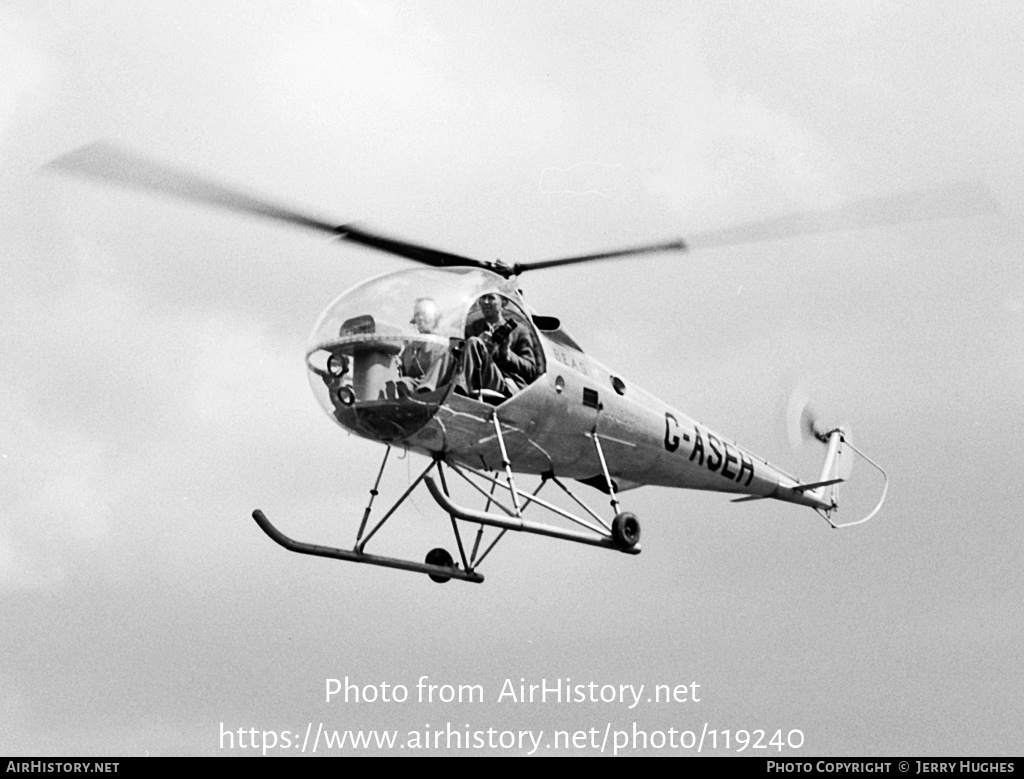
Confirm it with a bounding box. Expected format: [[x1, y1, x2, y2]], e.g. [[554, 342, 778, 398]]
[[306, 268, 523, 442]]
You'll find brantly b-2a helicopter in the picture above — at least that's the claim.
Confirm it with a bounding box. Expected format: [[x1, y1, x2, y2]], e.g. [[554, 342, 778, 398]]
[[49, 142, 994, 583]]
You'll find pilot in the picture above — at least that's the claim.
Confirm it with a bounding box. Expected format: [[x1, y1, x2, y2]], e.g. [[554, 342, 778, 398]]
[[463, 293, 538, 395], [398, 297, 448, 393]]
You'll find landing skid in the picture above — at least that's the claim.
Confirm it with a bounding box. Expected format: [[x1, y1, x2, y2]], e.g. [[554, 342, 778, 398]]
[[251, 509, 485, 583], [251, 418, 642, 584], [423, 474, 640, 554]]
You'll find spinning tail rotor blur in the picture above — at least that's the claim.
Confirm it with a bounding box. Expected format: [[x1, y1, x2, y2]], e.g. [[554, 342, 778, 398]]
[[785, 387, 886, 528]]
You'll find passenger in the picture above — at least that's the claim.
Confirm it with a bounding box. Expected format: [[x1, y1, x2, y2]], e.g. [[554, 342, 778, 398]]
[[463, 293, 538, 396], [398, 297, 448, 394]]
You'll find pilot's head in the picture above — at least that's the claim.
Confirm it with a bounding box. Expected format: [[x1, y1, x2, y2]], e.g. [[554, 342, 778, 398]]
[[410, 297, 441, 334], [478, 293, 503, 325]]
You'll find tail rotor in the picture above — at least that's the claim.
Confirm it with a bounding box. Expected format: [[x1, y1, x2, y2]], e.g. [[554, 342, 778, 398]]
[[784, 387, 885, 526]]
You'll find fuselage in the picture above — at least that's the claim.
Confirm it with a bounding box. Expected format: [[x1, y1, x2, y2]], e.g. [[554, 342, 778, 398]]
[[306, 267, 828, 511]]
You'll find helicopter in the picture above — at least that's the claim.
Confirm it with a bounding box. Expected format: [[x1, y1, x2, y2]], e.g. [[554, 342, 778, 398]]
[[48, 142, 993, 584]]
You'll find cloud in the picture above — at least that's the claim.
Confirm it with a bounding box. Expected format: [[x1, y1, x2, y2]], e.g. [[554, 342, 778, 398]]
[[647, 89, 844, 227], [0, 9, 53, 151], [0, 532, 66, 594]]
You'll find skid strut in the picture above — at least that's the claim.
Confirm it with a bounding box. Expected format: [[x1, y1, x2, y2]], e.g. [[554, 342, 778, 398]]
[[431, 416, 640, 553], [252, 416, 642, 584], [251, 446, 484, 584], [423, 474, 640, 554]]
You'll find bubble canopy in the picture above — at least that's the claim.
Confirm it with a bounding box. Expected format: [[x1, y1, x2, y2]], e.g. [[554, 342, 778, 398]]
[[309, 267, 515, 350], [305, 267, 525, 442]]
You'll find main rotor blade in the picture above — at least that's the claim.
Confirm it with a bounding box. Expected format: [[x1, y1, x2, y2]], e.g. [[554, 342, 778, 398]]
[[684, 180, 998, 252], [46, 141, 342, 234], [514, 238, 689, 274], [45, 141, 487, 269], [513, 180, 995, 275], [336, 224, 491, 270]]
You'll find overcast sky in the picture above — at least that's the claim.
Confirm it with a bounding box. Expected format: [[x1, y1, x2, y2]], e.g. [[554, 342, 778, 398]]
[[2, 0, 1022, 756]]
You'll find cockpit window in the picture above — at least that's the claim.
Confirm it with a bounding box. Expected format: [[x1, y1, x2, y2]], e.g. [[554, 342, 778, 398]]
[[305, 268, 539, 438], [461, 293, 545, 400]]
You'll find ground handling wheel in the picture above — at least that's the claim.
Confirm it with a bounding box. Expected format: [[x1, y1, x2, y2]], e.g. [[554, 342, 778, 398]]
[[425, 547, 455, 583], [611, 512, 641, 549]]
